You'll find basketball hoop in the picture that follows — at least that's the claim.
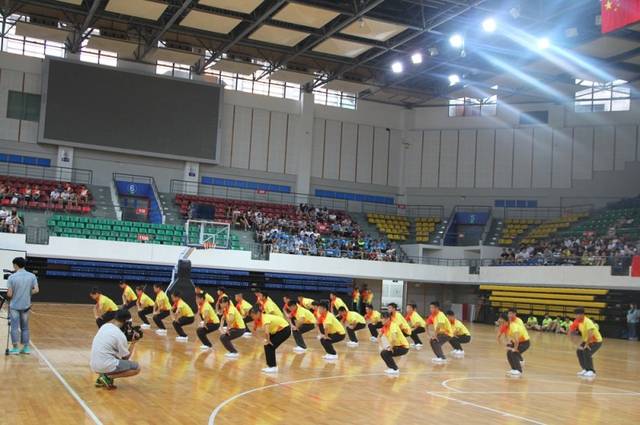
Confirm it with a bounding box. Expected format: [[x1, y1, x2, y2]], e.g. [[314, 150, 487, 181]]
[[202, 241, 216, 250]]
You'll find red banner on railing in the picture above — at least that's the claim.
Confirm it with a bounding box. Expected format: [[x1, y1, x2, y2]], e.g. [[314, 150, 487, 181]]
[[137, 234, 149, 242], [135, 207, 148, 215], [631, 256, 640, 277]]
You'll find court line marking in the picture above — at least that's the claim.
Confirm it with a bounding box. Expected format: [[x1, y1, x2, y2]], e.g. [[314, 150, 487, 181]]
[[31, 342, 104, 425], [429, 391, 640, 395], [427, 391, 547, 425]]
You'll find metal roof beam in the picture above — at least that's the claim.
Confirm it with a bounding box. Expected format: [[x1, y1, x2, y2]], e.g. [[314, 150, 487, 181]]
[[66, 0, 101, 53], [137, 0, 195, 61]]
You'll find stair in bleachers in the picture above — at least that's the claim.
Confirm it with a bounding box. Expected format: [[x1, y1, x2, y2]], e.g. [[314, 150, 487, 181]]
[[87, 184, 117, 219], [158, 192, 183, 226]]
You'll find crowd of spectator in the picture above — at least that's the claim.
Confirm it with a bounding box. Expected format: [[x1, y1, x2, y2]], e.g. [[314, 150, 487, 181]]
[[0, 207, 22, 233], [0, 181, 90, 207], [228, 203, 398, 261], [497, 235, 639, 266]]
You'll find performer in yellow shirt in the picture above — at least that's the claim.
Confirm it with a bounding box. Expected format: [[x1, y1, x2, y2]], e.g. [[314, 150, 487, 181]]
[[497, 309, 530, 376], [425, 301, 453, 363], [194, 285, 214, 305], [119, 281, 137, 310], [338, 306, 366, 346], [379, 311, 410, 375], [317, 300, 346, 360], [250, 307, 291, 373], [255, 290, 284, 318], [329, 292, 348, 315], [286, 300, 316, 353], [365, 304, 383, 341], [171, 290, 195, 342], [90, 288, 118, 328], [387, 303, 412, 336], [195, 292, 220, 350], [234, 293, 254, 337], [569, 307, 603, 378], [152, 283, 171, 335], [351, 287, 360, 311], [218, 296, 246, 358], [405, 303, 427, 347], [135, 285, 155, 329], [297, 295, 314, 310], [446, 310, 471, 356]]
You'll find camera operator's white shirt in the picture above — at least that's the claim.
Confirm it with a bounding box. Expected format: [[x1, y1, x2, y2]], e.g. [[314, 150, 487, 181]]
[[90, 323, 129, 373]]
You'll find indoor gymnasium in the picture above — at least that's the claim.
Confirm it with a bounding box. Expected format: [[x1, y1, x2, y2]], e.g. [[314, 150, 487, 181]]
[[2, 0, 640, 424]]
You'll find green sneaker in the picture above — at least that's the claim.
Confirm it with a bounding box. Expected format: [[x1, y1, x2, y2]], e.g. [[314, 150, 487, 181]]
[[96, 374, 116, 389], [7, 348, 20, 355], [20, 346, 31, 355]]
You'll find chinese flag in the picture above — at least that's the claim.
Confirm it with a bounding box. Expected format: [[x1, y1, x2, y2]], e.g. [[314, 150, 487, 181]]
[[602, 0, 640, 33]]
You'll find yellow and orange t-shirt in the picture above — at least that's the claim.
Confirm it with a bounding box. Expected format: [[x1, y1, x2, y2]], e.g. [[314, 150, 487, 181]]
[[173, 299, 194, 318], [318, 311, 345, 335], [426, 310, 453, 337], [122, 285, 136, 303], [381, 321, 409, 348], [98, 295, 118, 313], [199, 302, 220, 324], [569, 316, 602, 344]]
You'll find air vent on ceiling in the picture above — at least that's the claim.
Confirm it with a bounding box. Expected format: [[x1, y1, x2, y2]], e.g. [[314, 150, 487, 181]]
[[519, 110, 549, 125], [29, 15, 59, 28], [99, 28, 129, 41], [164, 40, 193, 52]]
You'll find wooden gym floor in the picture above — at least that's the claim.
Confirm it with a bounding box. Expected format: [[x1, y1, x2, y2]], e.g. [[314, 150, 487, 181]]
[[2, 303, 640, 425]]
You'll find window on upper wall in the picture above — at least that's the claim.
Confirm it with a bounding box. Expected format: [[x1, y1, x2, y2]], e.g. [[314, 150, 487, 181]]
[[574, 79, 630, 112], [2, 14, 66, 59], [312, 87, 357, 110], [448, 87, 497, 117], [79, 31, 118, 67], [7, 91, 41, 121], [156, 60, 192, 79], [203, 67, 302, 100]]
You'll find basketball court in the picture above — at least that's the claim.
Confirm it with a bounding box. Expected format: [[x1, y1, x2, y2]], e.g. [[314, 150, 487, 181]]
[[3, 303, 638, 425]]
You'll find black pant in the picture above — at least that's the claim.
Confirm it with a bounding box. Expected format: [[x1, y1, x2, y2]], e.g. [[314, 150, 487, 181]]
[[153, 310, 170, 329], [220, 328, 245, 353], [197, 323, 220, 347], [380, 346, 409, 370], [123, 300, 136, 310], [450, 335, 471, 351], [346, 323, 366, 342], [320, 333, 345, 355], [243, 315, 253, 331], [430, 334, 451, 359], [138, 306, 153, 324], [292, 323, 315, 349], [577, 342, 602, 373], [410, 326, 426, 345], [96, 310, 117, 328], [172, 316, 195, 337], [368, 322, 383, 337], [264, 327, 291, 367], [507, 340, 530, 372]]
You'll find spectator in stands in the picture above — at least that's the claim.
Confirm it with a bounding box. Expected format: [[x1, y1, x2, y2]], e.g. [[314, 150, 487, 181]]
[[627, 303, 639, 341], [525, 316, 538, 330], [60, 189, 70, 205], [0, 207, 8, 229], [50, 188, 61, 203], [79, 186, 89, 203], [5, 208, 21, 233], [32, 185, 40, 202], [10, 189, 20, 205], [0, 183, 7, 200]]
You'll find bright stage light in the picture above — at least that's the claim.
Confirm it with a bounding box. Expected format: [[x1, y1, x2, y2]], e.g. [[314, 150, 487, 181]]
[[411, 52, 423, 64], [449, 34, 464, 48], [391, 61, 403, 73], [448, 74, 460, 85], [537, 37, 550, 49], [482, 17, 497, 33]]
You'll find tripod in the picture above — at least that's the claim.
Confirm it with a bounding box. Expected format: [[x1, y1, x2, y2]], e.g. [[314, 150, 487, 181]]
[[0, 291, 9, 356]]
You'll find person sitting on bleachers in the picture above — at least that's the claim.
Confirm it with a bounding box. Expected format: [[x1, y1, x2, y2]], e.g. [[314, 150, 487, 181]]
[[32, 185, 41, 202], [5, 208, 22, 233], [10, 190, 21, 206], [50, 188, 61, 203], [0, 207, 8, 229], [79, 186, 89, 203]]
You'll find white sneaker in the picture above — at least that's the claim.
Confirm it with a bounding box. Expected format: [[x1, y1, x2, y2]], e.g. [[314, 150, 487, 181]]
[[410, 342, 416, 347], [140, 324, 151, 330], [346, 341, 359, 347], [520, 360, 525, 365], [507, 370, 522, 377], [261, 366, 278, 374], [384, 368, 400, 375], [224, 352, 240, 359], [200, 345, 212, 351], [323, 354, 338, 361], [175, 336, 188, 342], [582, 371, 596, 378], [316, 334, 323, 340], [155, 329, 167, 336], [369, 336, 378, 342], [221, 326, 228, 333], [293, 346, 307, 353], [242, 332, 252, 338], [432, 357, 447, 364], [415, 343, 423, 349], [577, 370, 587, 376]]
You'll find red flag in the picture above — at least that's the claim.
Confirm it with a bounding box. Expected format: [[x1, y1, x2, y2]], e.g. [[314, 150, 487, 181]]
[[602, 0, 640, 33]]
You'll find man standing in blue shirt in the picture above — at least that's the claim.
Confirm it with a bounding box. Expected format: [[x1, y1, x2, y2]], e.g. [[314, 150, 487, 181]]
[[6, 257, 39, 355]]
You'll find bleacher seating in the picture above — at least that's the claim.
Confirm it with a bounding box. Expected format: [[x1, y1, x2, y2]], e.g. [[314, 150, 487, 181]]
[[520, 213, 588, 245], [47, 214, 242, 249], [415, 216, 441, 242], [498, 218, 541, 246], [558, 207, 640, 241], [175, 193, 296, 221], [0, 175, 92, 214], [368, 213, 409, 241], [480, 284, 608, 320]]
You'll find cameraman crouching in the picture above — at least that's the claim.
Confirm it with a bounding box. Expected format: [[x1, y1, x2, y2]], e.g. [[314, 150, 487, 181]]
[[90, 309, 141, 389]]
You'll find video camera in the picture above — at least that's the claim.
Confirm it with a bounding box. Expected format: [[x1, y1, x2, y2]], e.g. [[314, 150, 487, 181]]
[[121, 320, 144, 342], [2, 269, 13, 280]]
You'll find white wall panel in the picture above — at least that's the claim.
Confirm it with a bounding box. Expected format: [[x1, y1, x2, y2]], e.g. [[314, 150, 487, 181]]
[[0, 69, 22, 142], [323, 120, 341, 179], [457, 129, 476, 188], [372, 127, 389, 185], [220, 104, 234, 167], [475, 129, 494, 188], [513, 128, 533, 188], [248, 108, 269, 171], [230, 106, 252, 169], [421, 130, 440, 188], [356, 124, 374, 184], [439, 130, 458, 188], [339, 122, 357, 182], [268, 112, 287, 173], [311, 118, 325, 178], [405, 130, 422, 187], [614, 125, 637, 170], [593, 126, 614, 171], [532, 126, 552, 188], [572, 127, 593, 180], [284, 114, 298, 175], [493, 129, 514, 188], [387, 129, 402, 187], [552, 128, 572, 188], [23, 72, 41, 94]]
